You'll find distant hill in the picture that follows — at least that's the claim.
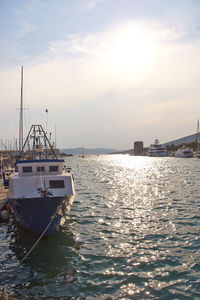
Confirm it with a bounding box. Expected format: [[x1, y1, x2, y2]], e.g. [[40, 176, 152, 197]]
[[109, 149, 134, 155], [164, 133, 199, 146], [61, 133, 200, 156], [61, 147, 119, 155]]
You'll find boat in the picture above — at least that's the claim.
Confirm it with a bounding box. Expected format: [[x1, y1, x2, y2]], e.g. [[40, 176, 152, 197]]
[[175, 145, 193, 158], [8, 124, 75, 236], [147, 139, 168, 157], [81, 147, 85, 158]]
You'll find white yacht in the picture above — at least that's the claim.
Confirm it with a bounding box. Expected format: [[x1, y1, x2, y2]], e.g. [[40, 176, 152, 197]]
[[147, 139, 168, 157], [175, 145, 193, 158]]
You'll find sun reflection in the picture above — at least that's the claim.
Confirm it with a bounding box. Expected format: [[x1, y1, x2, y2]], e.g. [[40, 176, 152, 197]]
[[96, 155, 173, 262], [103, 154, 154, 170], [120, 283, 145, 297]]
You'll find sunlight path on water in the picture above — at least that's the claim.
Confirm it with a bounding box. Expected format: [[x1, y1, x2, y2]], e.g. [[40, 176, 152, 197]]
[[1, 155, 200, 299]]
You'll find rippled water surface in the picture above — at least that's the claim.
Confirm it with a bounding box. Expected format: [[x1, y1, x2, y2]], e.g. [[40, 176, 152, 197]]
[[1, 155, 200, 299]]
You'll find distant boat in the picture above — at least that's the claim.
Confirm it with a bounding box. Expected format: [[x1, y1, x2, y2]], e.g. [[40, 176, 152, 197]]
[[175, 145, 193, 158], [147, 139, 168, 157], [81, 147, 85, 158], [8, 125, 75, 236]]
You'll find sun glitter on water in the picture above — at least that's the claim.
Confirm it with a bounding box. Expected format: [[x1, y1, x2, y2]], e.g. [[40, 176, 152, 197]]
[[103, 154, 155, 171]]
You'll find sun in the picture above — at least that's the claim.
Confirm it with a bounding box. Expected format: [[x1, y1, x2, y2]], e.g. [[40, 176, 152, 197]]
[[106, 24, 156, 73]]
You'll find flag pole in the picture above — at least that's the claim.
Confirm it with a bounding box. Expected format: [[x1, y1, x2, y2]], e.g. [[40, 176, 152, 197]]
[[45, 108, 48, 134]]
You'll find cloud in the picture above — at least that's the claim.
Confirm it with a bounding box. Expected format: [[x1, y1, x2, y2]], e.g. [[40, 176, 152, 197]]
[[0, 15, 35, 67], [84, 0, 107, 10], [1, 19, 200, 147]]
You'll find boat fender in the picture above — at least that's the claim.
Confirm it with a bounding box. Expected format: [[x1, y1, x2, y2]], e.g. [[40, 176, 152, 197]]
[[5, 203, 11, 211], [0, 210, 10, 221]]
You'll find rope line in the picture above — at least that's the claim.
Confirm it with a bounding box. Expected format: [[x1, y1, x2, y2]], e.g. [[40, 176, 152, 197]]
[[20, 206, 59, 264], [0, 204, 61, 283]]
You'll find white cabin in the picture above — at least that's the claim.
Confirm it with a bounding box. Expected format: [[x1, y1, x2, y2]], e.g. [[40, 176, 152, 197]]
[[8, 160, 75, 199]]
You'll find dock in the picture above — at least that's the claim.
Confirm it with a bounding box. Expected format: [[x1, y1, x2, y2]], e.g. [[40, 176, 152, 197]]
[[0, 182, 8, 210]]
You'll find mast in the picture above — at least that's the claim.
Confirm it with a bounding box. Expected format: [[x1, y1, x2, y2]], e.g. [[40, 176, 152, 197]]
[[197, 120, 199, 151], [19, 66, 23, 151], [55, 124, 57, 148]]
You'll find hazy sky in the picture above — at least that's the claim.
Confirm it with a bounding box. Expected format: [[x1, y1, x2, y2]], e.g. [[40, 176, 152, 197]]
[[1, 0, 200, 149]]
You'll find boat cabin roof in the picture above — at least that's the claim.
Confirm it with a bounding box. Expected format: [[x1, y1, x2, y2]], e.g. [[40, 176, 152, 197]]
[[17, 159, 64, 164], [16, 159, 65, 176]]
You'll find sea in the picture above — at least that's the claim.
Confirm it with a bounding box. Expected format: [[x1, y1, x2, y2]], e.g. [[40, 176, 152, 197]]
[[0, 155, 200, 299]]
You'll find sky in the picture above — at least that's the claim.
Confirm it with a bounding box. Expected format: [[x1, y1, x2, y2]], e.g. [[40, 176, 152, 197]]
[[0, 0, 200, 150]]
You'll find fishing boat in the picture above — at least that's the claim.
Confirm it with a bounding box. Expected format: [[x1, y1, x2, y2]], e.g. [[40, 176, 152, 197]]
[[8, 124, 75, 236], [147, 139, 168, 157]]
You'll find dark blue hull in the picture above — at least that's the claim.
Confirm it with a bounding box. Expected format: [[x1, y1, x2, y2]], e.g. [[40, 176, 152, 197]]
[[10, 196, 73, 236]]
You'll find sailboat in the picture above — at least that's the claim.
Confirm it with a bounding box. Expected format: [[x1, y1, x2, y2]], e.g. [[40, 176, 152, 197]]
[[8, 67, 75, 236]]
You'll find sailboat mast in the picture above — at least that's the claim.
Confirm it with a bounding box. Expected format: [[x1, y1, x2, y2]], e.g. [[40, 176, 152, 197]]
[[55, 124, 57, 148], [19, 66, 23, 151], [197, 120, 199, 151]]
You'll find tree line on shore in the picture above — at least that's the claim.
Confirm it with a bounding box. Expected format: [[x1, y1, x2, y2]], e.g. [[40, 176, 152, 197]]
[[166, 141, 200, 152]]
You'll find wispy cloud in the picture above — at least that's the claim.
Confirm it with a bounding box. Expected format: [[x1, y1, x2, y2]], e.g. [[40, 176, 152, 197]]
[[1, 13, 200, 147], [84, 0, 107, 10], [0, 16, 35, 67]]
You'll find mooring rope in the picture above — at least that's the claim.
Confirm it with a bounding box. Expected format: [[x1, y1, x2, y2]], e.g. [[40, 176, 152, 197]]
[[20, 206, 59, 264], [0, 204, 62, 284]]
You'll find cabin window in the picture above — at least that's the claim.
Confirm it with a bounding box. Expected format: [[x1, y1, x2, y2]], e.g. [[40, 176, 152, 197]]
[[23, 166, 32, 173], [49, 165, 59, 172], [49, 180, 65, 188], [37, 166, 45, 172]]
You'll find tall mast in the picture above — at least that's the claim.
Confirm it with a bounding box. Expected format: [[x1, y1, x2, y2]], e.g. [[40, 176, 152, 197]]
[[197, 120, 199, 151], [55, 124, 57, 148], [19, 66, 23, 151]]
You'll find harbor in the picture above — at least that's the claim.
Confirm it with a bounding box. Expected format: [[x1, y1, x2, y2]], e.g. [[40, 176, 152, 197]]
[[1, 0, 200, 298], [1, 155, 200, 299], [0, 114, 200, 297]]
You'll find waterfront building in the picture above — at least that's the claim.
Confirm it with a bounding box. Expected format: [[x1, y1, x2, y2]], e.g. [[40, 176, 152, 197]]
[[134, 141, 143, 156]]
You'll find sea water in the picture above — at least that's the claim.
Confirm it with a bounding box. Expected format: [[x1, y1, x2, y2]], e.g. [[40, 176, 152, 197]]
[[0, 155, 200, 299]]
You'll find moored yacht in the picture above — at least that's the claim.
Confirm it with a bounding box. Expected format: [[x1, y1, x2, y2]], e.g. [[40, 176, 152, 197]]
[[175, 145, 193, 158], [8, 125, 75, 236], [147, 139, 168, 157]]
